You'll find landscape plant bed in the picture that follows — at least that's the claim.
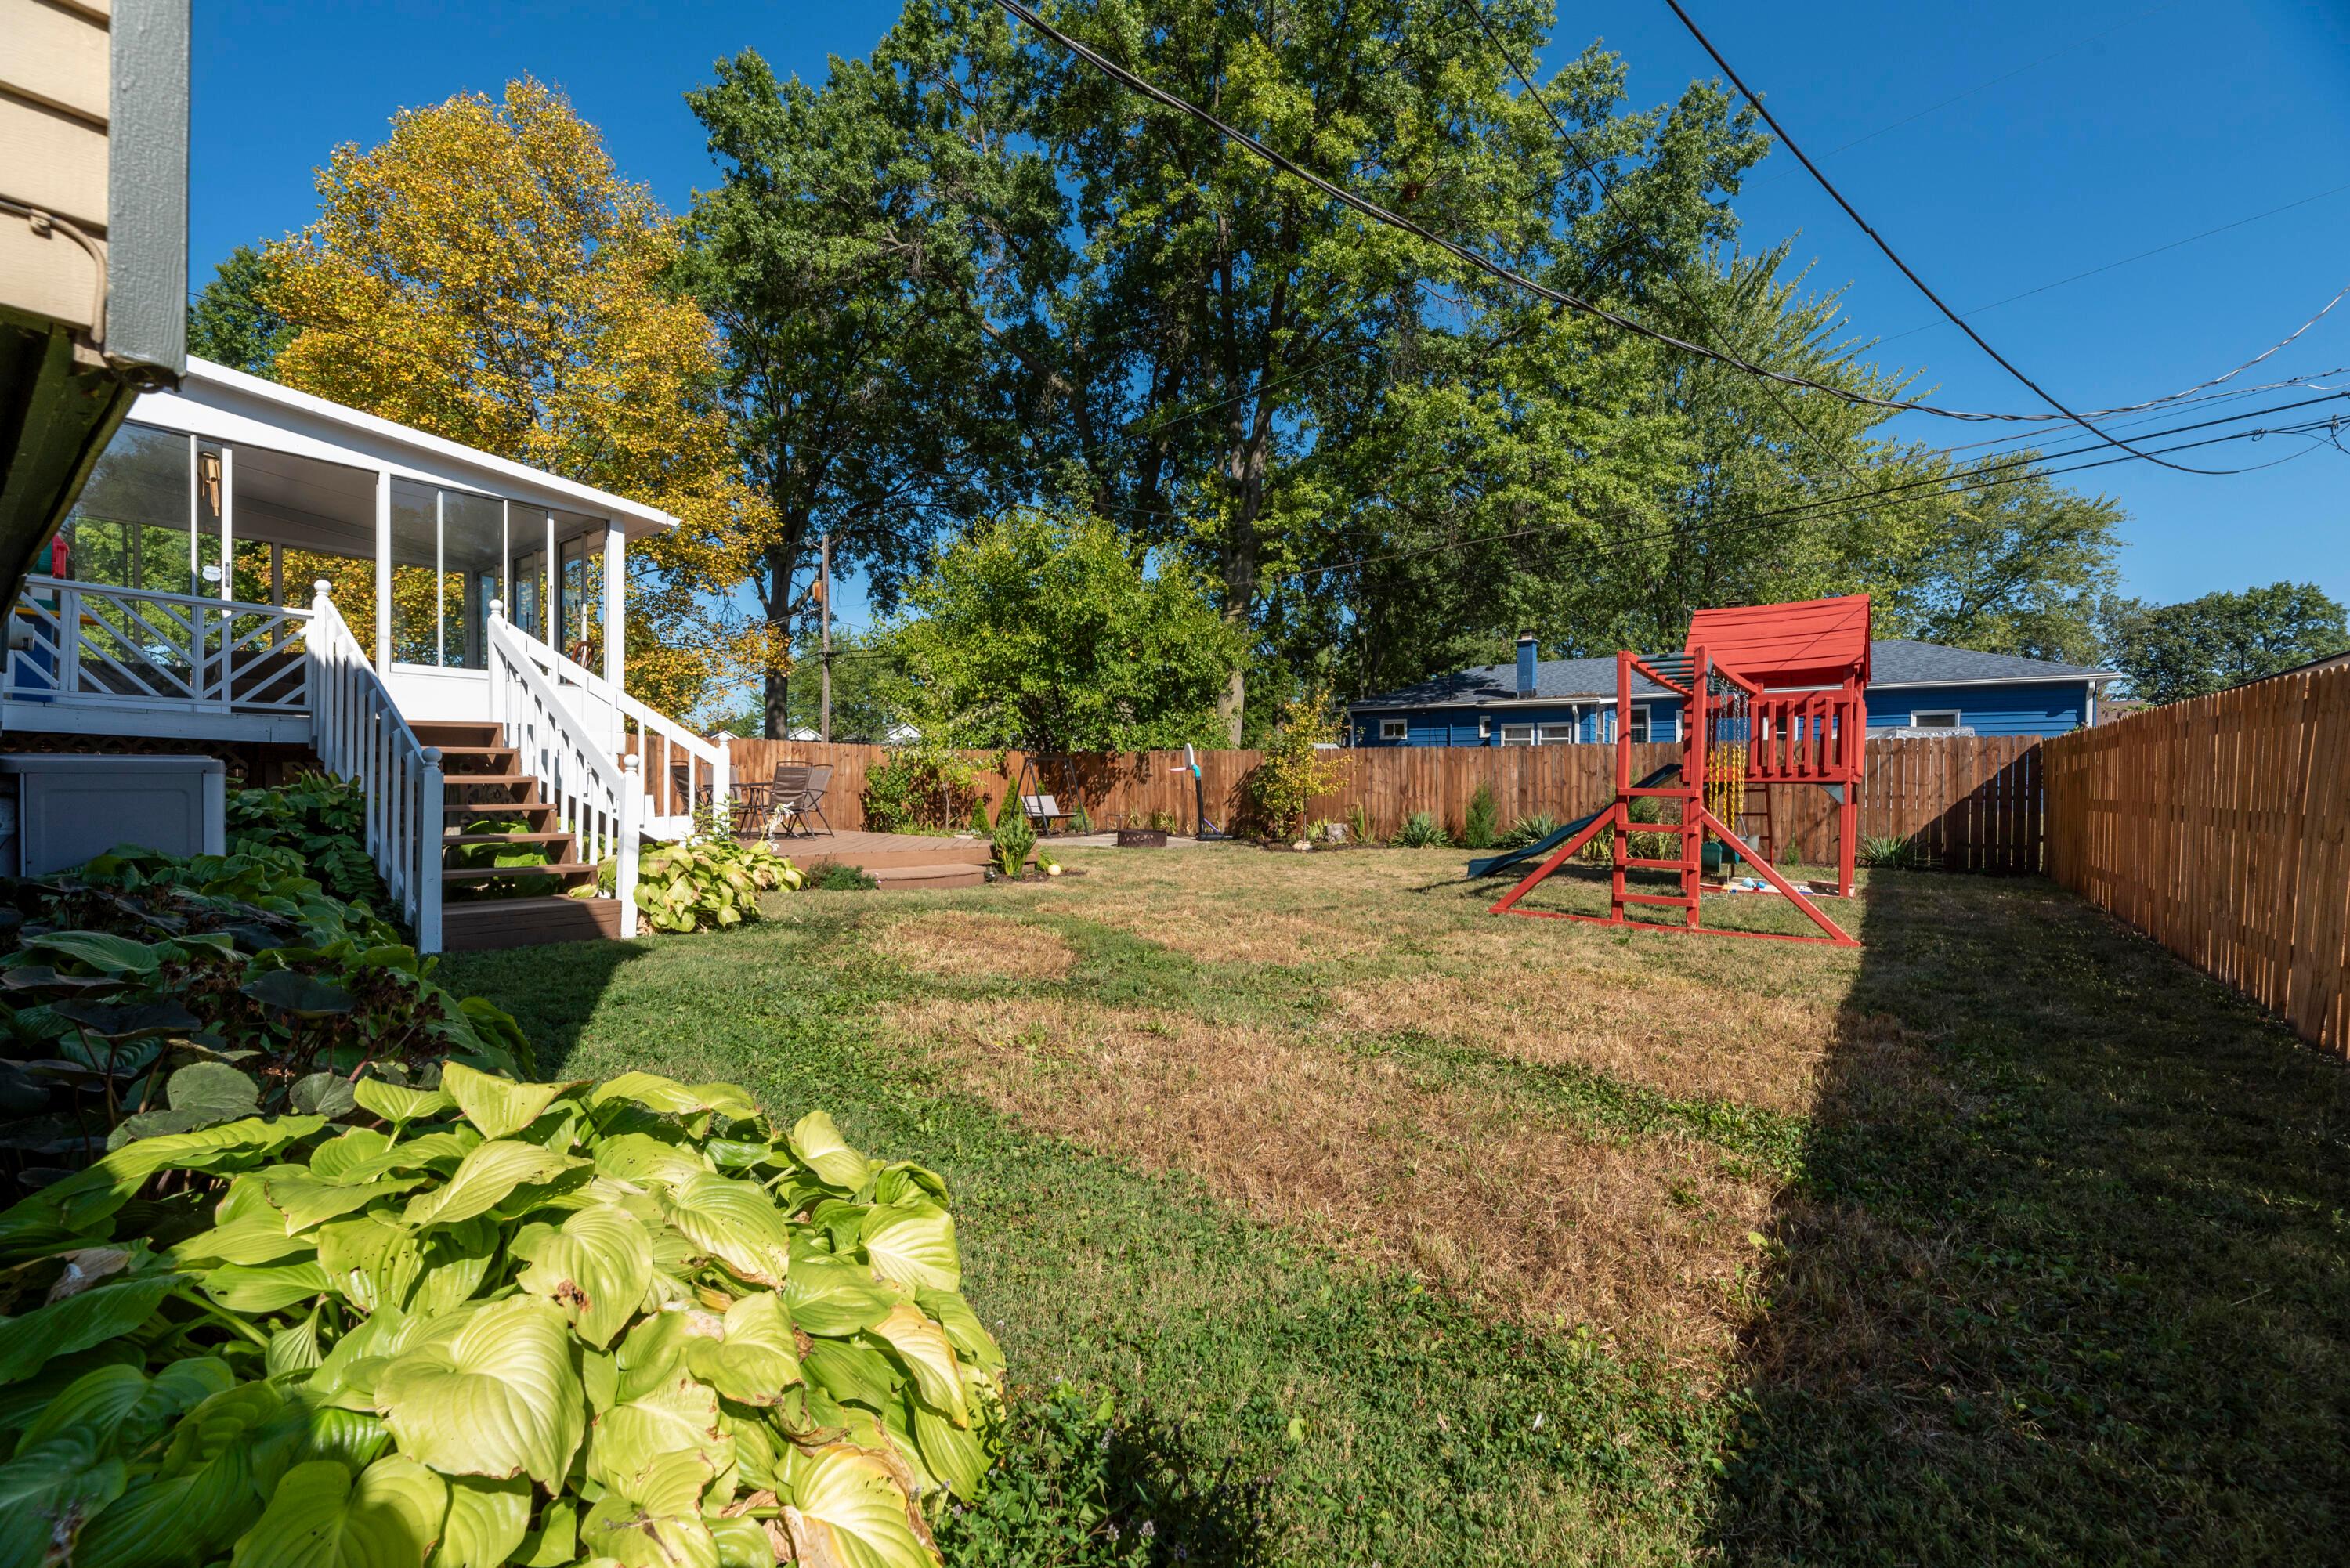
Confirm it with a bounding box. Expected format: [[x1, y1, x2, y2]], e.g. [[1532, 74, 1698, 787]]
[[1250, 837, 1376, 852]]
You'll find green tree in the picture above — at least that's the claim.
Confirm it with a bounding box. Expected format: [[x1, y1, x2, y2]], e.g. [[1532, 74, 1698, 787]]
[[1871, 453, 2124, 665], [186, 244, 291, 375], [2100, 582, 2350, 704], [714, 629, 907, 743], [678, 32, 1039, 737], [884, 508, 1245, 753]]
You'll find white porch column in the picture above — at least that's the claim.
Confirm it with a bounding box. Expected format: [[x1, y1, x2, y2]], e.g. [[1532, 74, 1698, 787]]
[[374, 468, 393, 670], [601, 522, 624, 691], [217, 446, 234, 601], [544, 512, 557, 647]]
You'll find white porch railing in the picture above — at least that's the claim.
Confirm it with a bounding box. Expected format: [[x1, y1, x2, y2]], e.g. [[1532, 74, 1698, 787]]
[[495, 617, 729, 832], [306, 584, 443, 953], [4, 575, 312, 716], [486, 605, 640, 938]]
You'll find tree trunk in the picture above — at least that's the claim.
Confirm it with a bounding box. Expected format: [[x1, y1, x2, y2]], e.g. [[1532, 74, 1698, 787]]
[[764, 666, 790, 742]]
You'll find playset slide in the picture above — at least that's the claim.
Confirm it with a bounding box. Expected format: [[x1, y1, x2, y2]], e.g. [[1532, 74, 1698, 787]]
[[1464, 763, 1684, 880]]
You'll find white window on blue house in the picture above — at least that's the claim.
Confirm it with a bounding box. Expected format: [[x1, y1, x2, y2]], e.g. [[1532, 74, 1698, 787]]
[[1379, 717, 1407, 741], [1538, 722, 1576, 744], [1626, 704, 1652, 742], [1910, 709, 1961, 729], [1499, 723, 1535, 746]]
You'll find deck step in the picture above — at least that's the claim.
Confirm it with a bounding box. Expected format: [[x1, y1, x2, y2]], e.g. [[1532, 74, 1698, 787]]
[[443, 862, 596, 886], [443, 830, 574, 847], [441, 895, 621, 952], [869, 861, 987, 891], [413, 721, 503, 748], [446, 800, 555, 818]]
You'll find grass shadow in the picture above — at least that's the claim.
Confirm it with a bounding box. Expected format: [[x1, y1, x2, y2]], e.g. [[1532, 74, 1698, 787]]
[[437, 930, 659, 1076], [1712, 870, 2350, 1562]]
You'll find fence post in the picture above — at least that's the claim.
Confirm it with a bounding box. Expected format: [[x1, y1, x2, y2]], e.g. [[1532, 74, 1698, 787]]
[[714, 735, 731, 832], [418, 747, 444, 955], [617, 752, 642, 938]]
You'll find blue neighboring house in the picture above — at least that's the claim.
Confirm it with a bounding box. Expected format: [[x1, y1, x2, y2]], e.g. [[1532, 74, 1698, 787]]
[[1347, 634, 2117, 747]]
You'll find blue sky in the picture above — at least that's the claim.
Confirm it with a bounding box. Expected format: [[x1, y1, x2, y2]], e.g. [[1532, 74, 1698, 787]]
[[191, 0, 2350, 632]]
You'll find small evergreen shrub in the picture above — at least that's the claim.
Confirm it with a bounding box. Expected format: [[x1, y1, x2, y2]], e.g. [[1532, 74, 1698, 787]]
[[1461, 783, 1499, 849], [1858, 833, 1925, 869], [990, 807, 1036, 876]]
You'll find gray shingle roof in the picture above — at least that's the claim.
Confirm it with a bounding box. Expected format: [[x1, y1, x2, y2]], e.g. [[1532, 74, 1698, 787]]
[[1350, 638, 2110, 710]]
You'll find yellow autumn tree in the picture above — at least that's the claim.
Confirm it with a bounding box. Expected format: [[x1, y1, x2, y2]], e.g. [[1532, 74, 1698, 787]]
[[262, 77, 776, 717]]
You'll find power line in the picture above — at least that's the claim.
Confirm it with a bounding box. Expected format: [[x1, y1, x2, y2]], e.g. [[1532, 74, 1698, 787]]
[[1659, 0, 2254, 475], [995, 0, 2337, 469], [1292, 389, 2350, 584]]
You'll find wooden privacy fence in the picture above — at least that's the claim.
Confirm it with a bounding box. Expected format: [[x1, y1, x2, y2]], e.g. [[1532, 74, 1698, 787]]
[[725, 733, 2044, 871], [2045, 664, 2350, 1056]]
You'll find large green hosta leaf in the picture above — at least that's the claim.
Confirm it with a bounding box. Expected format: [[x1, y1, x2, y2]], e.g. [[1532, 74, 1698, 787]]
[[859, 1201, 960, 1293], [783, 1258, 895, 1339], [593, 1133, 712, 1189], [349, 1079, 454, 1130], [659, 1174, 792, 1288], [440, 1061, 580, 1140], [779, 1446, 938, 1568], [268, 1170, 426, 1230], [429, 1476, 530, 1568], [316, 1213, 424, 1314], [230, 1456, 446, 1568], [0, 1271, 179, 1382], [683, 1291, 801, 1407], [400, 1140, 584, 1230], [578, 1491, 721, 1568], [588, 1349, 729, 1505], [591, 1072, 760, 1126], [0, 1431, 125, 1568], [376, 1298, 586, 1487], [75, 1380, 284, 1568], [201, 1259, 333, 1314], [787, 1111, 870, 1193], [867, 1303, 967, 1426], [514, 1203, 653, 1349]]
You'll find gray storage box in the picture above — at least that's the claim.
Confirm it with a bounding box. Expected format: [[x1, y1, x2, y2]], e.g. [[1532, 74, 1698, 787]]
[[0, 755, 226, 875]]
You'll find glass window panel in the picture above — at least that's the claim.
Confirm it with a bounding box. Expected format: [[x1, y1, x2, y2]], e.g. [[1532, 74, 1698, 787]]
[[558, 528, 604, 667], [60, 423, 190, 595], [389, 479, 439, 664], [442, 493, 501, 670]]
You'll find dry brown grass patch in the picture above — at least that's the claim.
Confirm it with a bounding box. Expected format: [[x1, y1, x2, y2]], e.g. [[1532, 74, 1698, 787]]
[[1329, 960, 1920, 1118], [886, 992, 1775, 1365], [873, 912, 1075, 981]]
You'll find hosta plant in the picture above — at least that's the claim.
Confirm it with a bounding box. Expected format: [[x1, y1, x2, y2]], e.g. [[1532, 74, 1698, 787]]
[[628, 841, 802, 934], [0, 846, 527, 1202], [0, 1064, 1001, 1568]]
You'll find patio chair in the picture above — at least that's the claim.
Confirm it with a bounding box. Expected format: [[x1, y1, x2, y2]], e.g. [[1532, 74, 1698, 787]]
[[760, 762, 812, 844], [792, 764, 835, 836], [1021, 793, 1074, 833]]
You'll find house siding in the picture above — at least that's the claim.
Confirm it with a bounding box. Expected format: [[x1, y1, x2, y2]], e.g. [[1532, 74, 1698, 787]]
[[1352, 701, 1680, 747], [1353, 680, 2093, 745], [1864, 681, 2090, 737]]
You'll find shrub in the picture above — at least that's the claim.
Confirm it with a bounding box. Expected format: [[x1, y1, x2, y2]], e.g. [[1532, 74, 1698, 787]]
[[1858, 833, 1925, 869], [1390, 811, 1451, 848], [1461, 783, 1499, 849], [1497, 811, 1564, 850], [226, 770, 381, 908], [1066, 800, 1094, 836], [0, 844, 528, 1205], [1346, 801, 1373, 845], [811, 863, 880, 891], [1581, 793, 1679, 864], [990, 806, 1036, 877], [863, 745, 984, 835], [0, 1063, 1003, 1568], [1242, 685, 1348, 840], [632, 838, 801, 933], [969, 797, 994, 833]]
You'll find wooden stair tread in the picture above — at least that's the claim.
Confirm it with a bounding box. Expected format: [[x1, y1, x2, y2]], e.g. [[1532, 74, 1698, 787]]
[[446, 800, 554, 815], [443, 863, 595, 884], [441, 895, 621, 952], [868, 862, 987, 890], [443, 830, 574, 845]]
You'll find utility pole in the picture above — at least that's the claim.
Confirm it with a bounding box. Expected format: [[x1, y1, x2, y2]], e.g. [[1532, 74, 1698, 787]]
[[819, 531, 833, 744]]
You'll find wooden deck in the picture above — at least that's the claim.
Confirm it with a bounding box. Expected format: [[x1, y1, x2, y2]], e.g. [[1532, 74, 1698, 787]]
[[744, 828, 996, 889]]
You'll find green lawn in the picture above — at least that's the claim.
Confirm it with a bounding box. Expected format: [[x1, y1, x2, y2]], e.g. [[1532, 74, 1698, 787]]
[[443, 847, 2350, 1566]]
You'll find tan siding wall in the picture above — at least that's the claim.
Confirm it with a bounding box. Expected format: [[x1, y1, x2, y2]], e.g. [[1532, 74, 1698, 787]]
[[0, 0, 112, 330]]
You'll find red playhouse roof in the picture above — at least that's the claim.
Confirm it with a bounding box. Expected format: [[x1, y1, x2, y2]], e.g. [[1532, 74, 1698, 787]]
[[1685, 594, 1872, 688]]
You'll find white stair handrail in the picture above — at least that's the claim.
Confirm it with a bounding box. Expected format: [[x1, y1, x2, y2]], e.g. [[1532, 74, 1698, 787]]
[[306, 582, 443, 953], [486, 603, 640, 938], [494, 618, 728, 825]]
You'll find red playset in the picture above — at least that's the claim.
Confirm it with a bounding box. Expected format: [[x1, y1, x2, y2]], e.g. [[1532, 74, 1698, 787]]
[[1489, 594, 1870, 947]]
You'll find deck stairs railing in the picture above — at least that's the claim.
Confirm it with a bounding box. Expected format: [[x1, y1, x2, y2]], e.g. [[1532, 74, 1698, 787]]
[[491, 614, 728, 834], [306, 584, 444, 951], [486, 604, 641, 938]]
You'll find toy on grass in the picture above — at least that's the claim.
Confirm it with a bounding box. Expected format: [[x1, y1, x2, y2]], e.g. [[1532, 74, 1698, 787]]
[[1488, 594, 1867, 948]]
